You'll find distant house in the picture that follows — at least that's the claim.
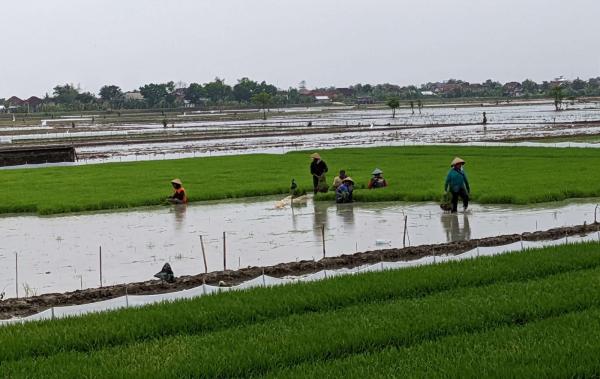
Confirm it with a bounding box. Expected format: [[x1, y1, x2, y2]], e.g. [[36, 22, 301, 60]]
[[24, 96, 44, 111], [502, 82, 523, 97], [124, 91, 144, 101], [335, 88, 354, 97], [314, 95, 331, 103], [356, 96, 374, 105], [6, 96, 24, 107]]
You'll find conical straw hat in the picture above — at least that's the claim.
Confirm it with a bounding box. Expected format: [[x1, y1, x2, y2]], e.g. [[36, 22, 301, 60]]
[[372, 168, 383, 175], [450, 157, 465, 167], [171, 178, 182, 185], [310, 153, 321, 159], [342, 176, 354, 184]]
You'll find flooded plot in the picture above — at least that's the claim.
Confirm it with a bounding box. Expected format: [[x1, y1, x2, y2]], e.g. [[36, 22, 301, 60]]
[[0, 196, 596, 298], [2, 103, 600, 164]]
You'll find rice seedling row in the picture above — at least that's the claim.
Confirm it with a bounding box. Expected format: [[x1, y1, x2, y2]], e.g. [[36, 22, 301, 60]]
[[2, 146, 600, 214], [1, 243, 600, 377]]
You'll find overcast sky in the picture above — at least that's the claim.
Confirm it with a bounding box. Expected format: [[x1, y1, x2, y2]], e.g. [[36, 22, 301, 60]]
[[1, 0, 599, 98]]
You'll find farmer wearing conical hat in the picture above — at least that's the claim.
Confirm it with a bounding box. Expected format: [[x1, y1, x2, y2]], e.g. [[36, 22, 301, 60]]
[[444, 157, 470, 213], [335, 177, 354, 203], [368, 168, 388, 189], [168, 178, 188, 204], [310, 153, 328, 195]]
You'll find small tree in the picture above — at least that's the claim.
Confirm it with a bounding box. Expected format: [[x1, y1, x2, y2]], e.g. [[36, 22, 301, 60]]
[[252, 92, 272, 120], [386, 97, 400, 118], [550, 86, 564, 111]]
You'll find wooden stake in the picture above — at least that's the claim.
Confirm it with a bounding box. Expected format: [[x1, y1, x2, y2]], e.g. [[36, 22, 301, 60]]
[[403, 215, 408, 248], [321, 224, 326, 258], [15, 252, 18, 299], [99, 246, 103, 287], [223, 232, 227, 270], [200, 235, 208, 274]]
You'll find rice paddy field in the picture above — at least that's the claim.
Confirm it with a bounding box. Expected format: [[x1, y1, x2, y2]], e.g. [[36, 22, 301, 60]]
[[1, 242, 599, 377], [1, 145, 600, 214]]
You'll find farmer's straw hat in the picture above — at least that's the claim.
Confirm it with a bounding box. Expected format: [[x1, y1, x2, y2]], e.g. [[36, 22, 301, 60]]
[[342, 177, 354, 184], [171, 178, 182, 185], [310, 153, 321, 160], [450, 157, 465, 167], [372, 168, 383, 175]]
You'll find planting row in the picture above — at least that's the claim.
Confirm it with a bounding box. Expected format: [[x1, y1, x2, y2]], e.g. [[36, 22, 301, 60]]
[[0, 243, 599, 365], [1, 145, 600, 214], [2, 259, 600, 377]]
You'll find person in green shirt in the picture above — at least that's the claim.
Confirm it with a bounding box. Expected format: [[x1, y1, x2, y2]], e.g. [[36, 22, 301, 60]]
[[444, 157, 470, 213]]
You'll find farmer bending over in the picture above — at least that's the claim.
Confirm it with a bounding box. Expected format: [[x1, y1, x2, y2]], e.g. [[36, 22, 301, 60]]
[[168, 178, 188, 204], [444, 157, 470, 213], [368, 168, 388, 189], [331, 169, 348, 190], [310, 153, 328, 194], [335, 177, 354, 203]]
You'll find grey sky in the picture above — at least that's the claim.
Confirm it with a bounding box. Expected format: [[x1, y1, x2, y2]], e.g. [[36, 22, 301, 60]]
[[1, 0, 599, 98]]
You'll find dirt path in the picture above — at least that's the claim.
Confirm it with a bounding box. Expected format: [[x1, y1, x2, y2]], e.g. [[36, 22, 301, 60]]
[[0, 222, 597, 319]]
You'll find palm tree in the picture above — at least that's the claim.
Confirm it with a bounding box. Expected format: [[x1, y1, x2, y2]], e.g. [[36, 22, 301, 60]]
[[386, 97, 400, 118]]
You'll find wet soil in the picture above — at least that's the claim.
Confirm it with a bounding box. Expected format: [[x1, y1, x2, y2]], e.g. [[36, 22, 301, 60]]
[[1, 222, 596, 319]]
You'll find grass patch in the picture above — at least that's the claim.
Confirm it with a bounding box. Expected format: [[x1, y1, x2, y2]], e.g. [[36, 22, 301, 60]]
[[0, 243, 600, 377], [1, 145, 600, 215]]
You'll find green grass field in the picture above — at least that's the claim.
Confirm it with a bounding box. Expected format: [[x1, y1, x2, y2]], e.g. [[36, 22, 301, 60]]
[[1, 145, 600, 214], [1, 242, 599, 377]]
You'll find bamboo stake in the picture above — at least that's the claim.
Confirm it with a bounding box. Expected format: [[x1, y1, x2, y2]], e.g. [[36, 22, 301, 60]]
[[15, 252, 18, 299], [321, 224, 326, 258], [200, 235, 208, 274], [223, 232, 227, 270], [99, 246, 103, 287], [403, 215, 408, 248]]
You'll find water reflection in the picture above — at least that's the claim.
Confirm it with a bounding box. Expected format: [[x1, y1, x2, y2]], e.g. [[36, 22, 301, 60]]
[[313, 202, 329, 236], [441, 213, 471, 242], [336, 203, 355, 229], [171, 204, 187, 230]]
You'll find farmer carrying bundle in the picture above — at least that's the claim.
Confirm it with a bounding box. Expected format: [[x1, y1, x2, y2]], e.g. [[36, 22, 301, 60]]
[[444, 157, 470, 213], [310, 152, 329, 194]]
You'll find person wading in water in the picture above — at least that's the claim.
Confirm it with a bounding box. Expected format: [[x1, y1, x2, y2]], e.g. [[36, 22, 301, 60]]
[[310, 153, 329, 195], [444, 157, 470, 213]]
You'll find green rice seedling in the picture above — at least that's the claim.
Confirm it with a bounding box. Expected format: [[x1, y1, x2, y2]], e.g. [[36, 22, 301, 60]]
[[264, 307, 600, 378], [0, 145, 599, 215], [1, 243, 600, 363], [2, 265, 600, 377]]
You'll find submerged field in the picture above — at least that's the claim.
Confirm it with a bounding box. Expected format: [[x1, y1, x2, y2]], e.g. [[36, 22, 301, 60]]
[[1, 242, 600, 377], [1, 145, 600, 214]]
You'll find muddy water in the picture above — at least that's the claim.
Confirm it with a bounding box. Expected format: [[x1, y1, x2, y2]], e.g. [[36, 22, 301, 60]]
[[3, 103, 600, 165], [0, 197, 597, 299]]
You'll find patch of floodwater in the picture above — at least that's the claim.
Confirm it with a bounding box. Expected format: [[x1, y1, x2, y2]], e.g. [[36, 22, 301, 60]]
[[0, 197, 598, 298], [3, 231, 599, 324]]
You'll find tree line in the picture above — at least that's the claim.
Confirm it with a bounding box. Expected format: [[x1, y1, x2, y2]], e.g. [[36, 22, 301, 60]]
[[2, 76, 600, 113]]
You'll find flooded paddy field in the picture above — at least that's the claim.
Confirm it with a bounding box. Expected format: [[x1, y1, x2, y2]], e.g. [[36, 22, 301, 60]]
[[1, 103, 600, 164], [0, 196, 597, 299]]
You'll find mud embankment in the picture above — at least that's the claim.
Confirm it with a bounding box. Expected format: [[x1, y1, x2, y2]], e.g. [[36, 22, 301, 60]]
[[1, 222, 597, 319]]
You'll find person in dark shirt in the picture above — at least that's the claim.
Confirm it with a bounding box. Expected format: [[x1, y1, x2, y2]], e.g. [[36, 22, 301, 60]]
[[168, 178, 188, 204], [310, 153, 328, 194]]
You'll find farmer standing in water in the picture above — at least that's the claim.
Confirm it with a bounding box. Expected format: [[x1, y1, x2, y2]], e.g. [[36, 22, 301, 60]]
[[310, 153, 328, 194], [444, 157, 470, 213]]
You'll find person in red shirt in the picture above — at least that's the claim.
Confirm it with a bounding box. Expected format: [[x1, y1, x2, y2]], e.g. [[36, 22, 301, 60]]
[[168, 178, 188, 204]]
